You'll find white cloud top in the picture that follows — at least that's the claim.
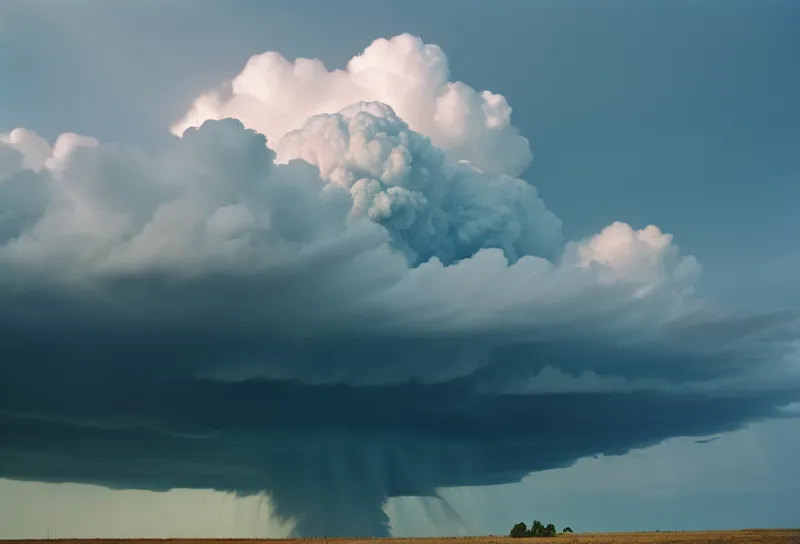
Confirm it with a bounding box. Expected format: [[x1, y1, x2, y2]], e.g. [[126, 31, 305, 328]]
[[172, 34, 533, 177]]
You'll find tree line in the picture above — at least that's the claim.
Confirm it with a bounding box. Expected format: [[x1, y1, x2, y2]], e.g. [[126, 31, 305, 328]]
[[509, 520, 573, 537]]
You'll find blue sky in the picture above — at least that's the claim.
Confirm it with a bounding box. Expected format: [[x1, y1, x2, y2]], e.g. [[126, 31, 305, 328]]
[[1, 0, 799, 537]]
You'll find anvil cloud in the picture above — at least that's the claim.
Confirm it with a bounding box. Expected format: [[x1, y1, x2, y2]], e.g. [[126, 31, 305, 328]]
[[1, 33, 798, 537]]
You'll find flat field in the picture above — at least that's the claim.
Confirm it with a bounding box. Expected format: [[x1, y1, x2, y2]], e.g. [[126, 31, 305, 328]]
[[5, 532, 800, 544]]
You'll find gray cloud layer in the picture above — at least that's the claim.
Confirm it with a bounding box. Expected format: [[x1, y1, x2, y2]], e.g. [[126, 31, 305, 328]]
[[1, 33, 799, 537]]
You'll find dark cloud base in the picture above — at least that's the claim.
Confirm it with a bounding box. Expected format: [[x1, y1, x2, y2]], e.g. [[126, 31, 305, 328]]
[[1, 373, 796, 536]]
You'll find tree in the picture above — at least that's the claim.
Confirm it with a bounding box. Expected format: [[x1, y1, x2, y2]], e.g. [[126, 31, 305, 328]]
[[510, 519, 567, 538], [510, 522, 528, 538]]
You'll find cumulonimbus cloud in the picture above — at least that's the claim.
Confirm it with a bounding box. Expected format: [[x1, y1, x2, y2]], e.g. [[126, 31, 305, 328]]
[[1, 33, 799, 538]]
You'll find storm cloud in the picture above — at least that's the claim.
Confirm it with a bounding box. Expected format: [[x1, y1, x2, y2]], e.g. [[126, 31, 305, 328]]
[[1, 34, 799, 537]]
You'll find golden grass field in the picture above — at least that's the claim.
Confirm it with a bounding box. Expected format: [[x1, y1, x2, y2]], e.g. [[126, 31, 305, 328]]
[[5, 532, 800, 544]]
